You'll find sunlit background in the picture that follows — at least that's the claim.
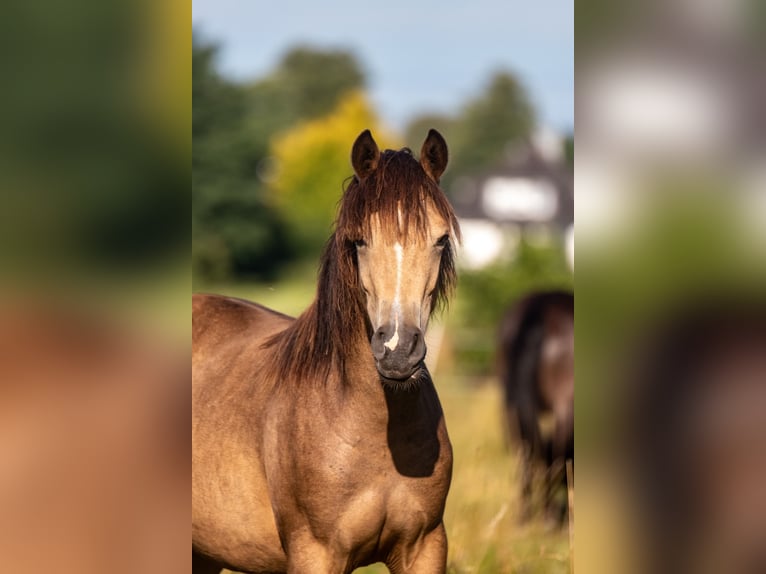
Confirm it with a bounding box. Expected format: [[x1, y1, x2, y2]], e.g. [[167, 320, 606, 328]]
[[192, 1, 574, 572]]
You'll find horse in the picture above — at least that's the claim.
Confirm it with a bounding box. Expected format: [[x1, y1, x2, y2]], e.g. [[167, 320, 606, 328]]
[[497, 289, 574, 523], [192, 129, 461, 574]]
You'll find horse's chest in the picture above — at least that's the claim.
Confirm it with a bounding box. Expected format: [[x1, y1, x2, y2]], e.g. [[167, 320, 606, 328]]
[[329, 473, 447, 558], [270, 440, 440, 545], [383, 478, 446, 533], [269, 388, 452, 555]]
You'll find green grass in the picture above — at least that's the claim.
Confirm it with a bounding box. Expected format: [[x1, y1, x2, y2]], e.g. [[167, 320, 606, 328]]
[[442, 376, 569, 574]]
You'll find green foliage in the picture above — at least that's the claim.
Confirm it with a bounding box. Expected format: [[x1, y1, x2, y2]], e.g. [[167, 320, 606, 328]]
[[563, 133, 574, 169], [192, 36, 367, 281], [448, 72, 535, 182], [192, 36, 289, 281], [404, 71, 536, 194], [476, 545, 501, 573], [270, 47, 366, 119], [241, 46, 366, 167], [453, 238, 573, 375], [403, 114, 456, 152], [1, 2, 187, 275], [460, 239, 573, 326], [269, 92, 399, 258]]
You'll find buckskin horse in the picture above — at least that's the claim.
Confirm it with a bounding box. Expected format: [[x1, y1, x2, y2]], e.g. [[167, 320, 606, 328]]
[[193, 129, 460, 573], [498, 289, 574, 523]]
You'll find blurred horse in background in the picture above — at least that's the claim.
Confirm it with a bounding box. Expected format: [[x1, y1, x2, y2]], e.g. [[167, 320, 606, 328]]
[[498, 289, 574, 524], [193, 129, 460, 574]]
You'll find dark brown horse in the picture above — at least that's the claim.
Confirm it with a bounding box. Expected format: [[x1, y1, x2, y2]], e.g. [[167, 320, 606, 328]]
[[193, 129, 460, 573], [498, 289, 574, 523]]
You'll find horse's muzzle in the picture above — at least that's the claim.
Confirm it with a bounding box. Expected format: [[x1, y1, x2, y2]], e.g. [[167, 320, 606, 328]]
[[371, 323, 426, 381]]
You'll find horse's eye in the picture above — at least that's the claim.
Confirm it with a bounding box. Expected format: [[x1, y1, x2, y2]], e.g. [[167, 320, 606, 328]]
[[353, 239, 367, 248], [435, 234, 450, 248]]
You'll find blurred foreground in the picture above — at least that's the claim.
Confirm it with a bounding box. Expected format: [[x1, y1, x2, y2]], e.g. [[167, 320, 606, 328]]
[[0, 300, 189, 573], [1, 0, 189, 571], [578, 0, 766, 572]]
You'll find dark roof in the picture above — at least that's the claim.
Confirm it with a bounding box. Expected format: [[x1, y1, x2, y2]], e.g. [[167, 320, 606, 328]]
[[450, 143, 573, 228]]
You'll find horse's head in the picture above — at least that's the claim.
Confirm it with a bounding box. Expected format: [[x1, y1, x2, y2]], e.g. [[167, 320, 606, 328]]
[[338, 129, 459, 384]]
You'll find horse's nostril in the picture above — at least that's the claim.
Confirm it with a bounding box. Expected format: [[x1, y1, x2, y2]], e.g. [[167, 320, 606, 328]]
[[371, 328, 389, 361], [409, 331, 423, 355]]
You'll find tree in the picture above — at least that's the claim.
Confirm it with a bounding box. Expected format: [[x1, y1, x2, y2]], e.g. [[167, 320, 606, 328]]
[[455, 239, 573, 374], [403, 114, 455, 154], [563, 132, 574, 169], [192, 37, 370, 281], [269, 91, 399, 257], [242, 46, 366, 165], [274, 47, 366, 120], [404, 71, 536, 194], [192, 35, 290, 281], [447, 71, 535, 184]]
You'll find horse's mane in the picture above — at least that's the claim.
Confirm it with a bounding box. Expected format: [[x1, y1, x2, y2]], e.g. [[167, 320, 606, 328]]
[[268, 148, 461, 384]]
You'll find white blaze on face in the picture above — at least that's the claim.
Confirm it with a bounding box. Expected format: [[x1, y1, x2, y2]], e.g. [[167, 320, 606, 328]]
[[384, 241, 403, 351]]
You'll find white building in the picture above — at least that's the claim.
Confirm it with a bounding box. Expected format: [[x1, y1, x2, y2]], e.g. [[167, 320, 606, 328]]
[[451, 131, 574, 270]]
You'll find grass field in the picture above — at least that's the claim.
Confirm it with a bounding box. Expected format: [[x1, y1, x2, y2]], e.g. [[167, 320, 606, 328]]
[[433, 375, 569, 574], [204, 278, 572, 573]]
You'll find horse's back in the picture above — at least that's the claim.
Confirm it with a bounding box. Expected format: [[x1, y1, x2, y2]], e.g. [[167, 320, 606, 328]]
[[192, 292, 293, 411], [193, 293, 293, 351], [192, 292, 293, 414], [499, 290, 573, 405]]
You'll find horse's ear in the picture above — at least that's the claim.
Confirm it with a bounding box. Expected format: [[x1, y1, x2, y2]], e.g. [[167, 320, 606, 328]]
[[351, 129, 380, 180], [420, 129, 448, 182]]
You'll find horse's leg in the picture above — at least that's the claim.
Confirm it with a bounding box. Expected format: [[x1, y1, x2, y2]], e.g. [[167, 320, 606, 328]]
[[192, 549, 223, 574], [388, 522, 448, 574], [519, 446, 536, 522], [551, 404, 573, 465], [514, 324, 545, 522], [503, 402, 523, 450], [544, 456, 567, 526], [516, 400, 540, 522], [545, 406, 573, 525]]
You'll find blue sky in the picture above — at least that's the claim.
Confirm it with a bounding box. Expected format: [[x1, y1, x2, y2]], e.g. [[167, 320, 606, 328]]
[[192, 0, 573, 134]]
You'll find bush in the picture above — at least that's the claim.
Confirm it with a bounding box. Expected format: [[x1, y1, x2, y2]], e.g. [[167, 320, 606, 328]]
[[452, 237, 573, 375]]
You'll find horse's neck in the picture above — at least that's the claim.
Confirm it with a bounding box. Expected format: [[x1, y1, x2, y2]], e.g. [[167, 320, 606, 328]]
[[292, 308, 445, 473]]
